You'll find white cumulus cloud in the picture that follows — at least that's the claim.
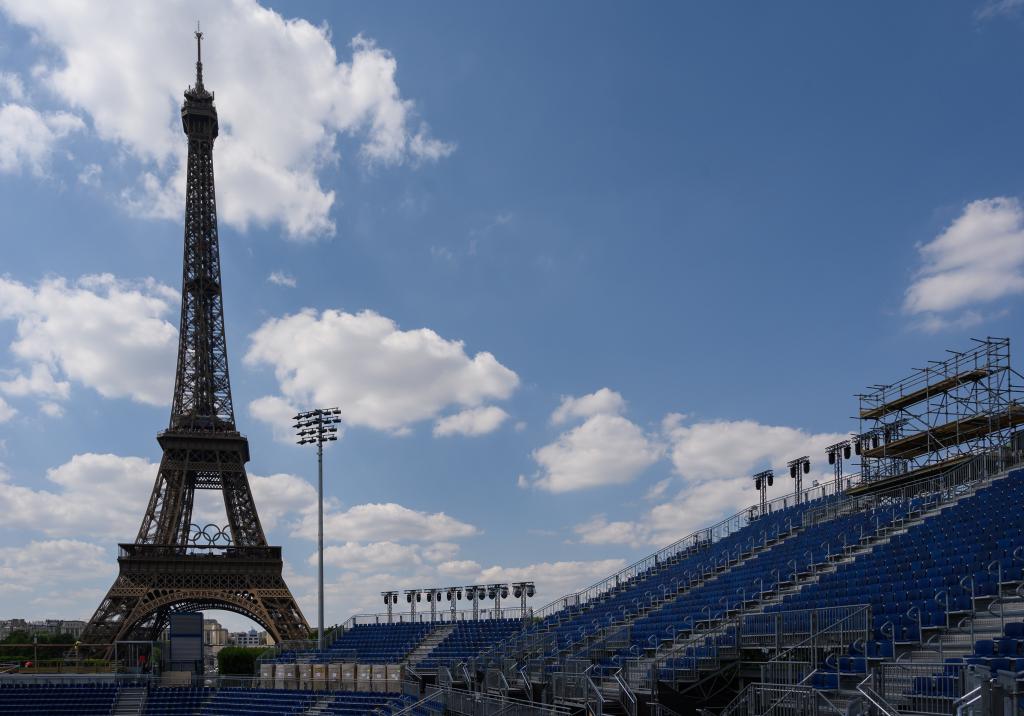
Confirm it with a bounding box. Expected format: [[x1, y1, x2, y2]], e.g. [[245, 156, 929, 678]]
[[0, 274, 178, 406], [0, 397, 15, 423], [0, 72, 25, 101], [292, 502, 479, 544], [550, 387, 625, 425], [0, 540, 114, 606], [0, 103, 83, 175], [904, 197, 1024, 330], [0, 453, 157, 540], [573, 416, 847, 548], [0, 1, 453, 239], [527, 391, 662, 493], [433, 405, 509, 437], [0, 453, 314, 543], [245, 308, 518, 434]]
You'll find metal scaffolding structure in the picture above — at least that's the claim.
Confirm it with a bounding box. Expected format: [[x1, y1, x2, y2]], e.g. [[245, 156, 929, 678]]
[[855, 337, 1023, 489]]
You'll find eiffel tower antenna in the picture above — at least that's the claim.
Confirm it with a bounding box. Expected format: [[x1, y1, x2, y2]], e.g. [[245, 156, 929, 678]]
[[194, 22, 204, 88], [82, 31, 309, 652]]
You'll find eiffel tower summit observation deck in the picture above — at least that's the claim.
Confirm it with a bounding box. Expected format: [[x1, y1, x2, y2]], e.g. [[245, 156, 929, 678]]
[[80, 30, 309, 652]]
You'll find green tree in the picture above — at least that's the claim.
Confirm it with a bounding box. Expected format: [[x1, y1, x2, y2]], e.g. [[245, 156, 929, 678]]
[[216, 646, 265, 675]]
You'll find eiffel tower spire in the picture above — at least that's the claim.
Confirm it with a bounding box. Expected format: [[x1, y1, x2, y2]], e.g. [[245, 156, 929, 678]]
[[172, 21, 230, 433], [81, 31, 309, 650]]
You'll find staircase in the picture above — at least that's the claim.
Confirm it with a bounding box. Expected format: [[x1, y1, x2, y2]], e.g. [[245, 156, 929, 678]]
[[112, 687, 146, 716], [407, 623, 456, 667]]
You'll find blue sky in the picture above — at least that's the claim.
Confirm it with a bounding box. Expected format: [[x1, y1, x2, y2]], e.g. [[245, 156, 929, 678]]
[[0, 1, 1022, 630]]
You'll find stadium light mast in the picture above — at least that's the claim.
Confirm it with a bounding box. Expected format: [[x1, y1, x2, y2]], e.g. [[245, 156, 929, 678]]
[[786, 456, 810, 505], [826, 439, 852, 494], [512, 582, 535, 622], [294, 407, 342, 651], [752, 469, 773, 517], [382, 591, 399, 624]]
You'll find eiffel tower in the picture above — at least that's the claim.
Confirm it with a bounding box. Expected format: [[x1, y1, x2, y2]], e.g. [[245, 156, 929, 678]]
[[81, 31, 309, 649]]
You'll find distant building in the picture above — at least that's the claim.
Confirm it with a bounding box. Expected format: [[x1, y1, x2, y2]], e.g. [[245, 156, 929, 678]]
[[228, 628, 271, 648], [203, 618, 229, 672], [204, 619, 229, 647], [0, 619, 88, 639]]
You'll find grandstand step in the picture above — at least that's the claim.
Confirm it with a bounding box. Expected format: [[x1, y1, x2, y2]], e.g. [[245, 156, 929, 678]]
[[111, 686, 145, 716], [406, 622, 457, 667]]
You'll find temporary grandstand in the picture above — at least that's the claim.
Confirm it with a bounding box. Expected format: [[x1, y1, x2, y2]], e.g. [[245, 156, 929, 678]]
[[2, 340, 1023, 714]]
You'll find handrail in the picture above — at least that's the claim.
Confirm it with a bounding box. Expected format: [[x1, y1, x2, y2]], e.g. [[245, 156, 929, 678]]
[[518, 664, 532, 702], [954, 685, 982, 716], [614, 669, 637, 716], [764, 604, 871, 669], [437, 684, 572, 716], [585, 674, 604, 716], [856, 673, 901, 716], [387, 689, 445, 716]]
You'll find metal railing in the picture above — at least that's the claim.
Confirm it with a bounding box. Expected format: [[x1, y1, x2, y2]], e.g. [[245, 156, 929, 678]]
[[387, 688, 445, 716], [741, 604, 871, 653], [878, 661, 966, 716], [584, 674, 604, 716], [759, 605, 870, 685], [855, 672, 901, 716], [719, 683, 843, 716], [436, 684, 570, 716], [340, 608, 529, 627], [614, 670, 637, 716]]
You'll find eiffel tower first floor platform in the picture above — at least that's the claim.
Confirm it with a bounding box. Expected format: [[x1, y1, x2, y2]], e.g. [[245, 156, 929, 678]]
[[81, 543, 309, 654]]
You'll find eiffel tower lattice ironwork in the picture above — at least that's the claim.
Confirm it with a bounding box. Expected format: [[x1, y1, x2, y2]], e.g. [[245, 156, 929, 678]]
[[82, 31, 309, 649]]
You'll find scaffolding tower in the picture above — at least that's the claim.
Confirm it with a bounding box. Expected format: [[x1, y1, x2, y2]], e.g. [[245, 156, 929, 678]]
[[854, 338, 1023, 490]]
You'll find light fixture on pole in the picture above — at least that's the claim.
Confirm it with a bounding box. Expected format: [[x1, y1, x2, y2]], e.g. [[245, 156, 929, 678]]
[[512, 582, 535, 622], [826, 439, 852, 494], [752, 469, 773, 517], [382, 591, 399, 624], [445, 587, 462, 621], [786, 456, 810, 504], [464, 585, 485, 621], [294, 407, 341, 651], [405, 589, 421, 620], [487, 584, 509, 616], [425, 588, 442, 622]]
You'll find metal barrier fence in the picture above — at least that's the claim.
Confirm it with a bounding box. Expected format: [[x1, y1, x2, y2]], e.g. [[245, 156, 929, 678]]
[[878, 661, 966, 716], [342, 608, 530, 627], [433, 684, 570, 716], [759, 605, 870, 684], [741, 604, 870, 652], [719, 683, 843, 716]]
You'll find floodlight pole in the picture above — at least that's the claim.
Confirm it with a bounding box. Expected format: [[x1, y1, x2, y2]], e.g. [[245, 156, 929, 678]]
[[316, 426, 324, 648], [294, 407, 341, 652], [752, 470, 772, 518], [826, 439, 851, 494], [787, 456, 809, 505]]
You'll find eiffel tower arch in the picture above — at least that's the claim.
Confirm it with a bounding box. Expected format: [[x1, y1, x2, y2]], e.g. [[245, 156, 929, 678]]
[[81, 31, 309, 650]]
